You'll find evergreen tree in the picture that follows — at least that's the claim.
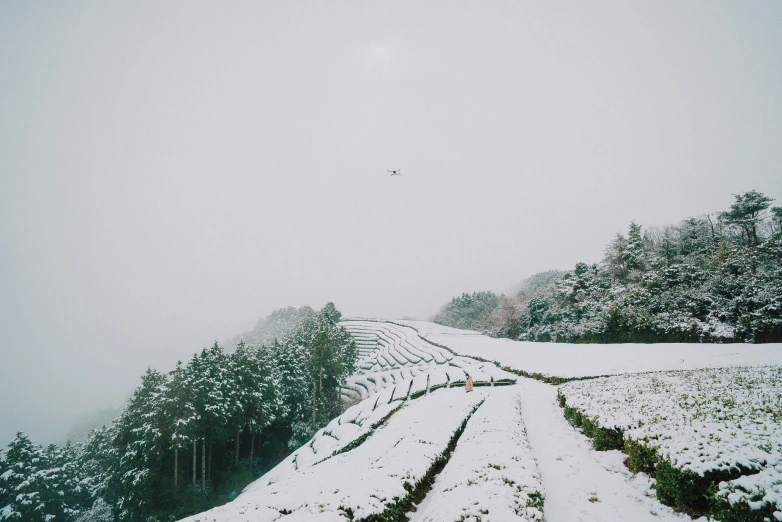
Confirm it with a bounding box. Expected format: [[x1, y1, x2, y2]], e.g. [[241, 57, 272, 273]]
[[113, 368, 169, 520], [229, 342, 277, 471], [433, 291, 500, 331], [770, 207, 782, 235], [80, 424, 121, 520], [321, 302, 342, 324], [164, 361, 196, 488], [604, 233, 629, 282], [624, 221, 646, 279], [0, 433, 84, 522], [442, 190, 781, 344], [720, 190, 774, 246]]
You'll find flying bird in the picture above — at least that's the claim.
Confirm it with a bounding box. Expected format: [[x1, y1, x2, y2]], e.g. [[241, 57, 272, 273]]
[[387, 169, 401, 176]]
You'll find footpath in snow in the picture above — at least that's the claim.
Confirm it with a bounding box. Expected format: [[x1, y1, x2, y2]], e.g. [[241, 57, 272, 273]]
[[515, 378, 693, 522]]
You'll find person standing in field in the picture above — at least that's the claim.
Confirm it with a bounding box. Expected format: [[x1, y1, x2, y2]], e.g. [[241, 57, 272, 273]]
[[464, 372, 474, 393]]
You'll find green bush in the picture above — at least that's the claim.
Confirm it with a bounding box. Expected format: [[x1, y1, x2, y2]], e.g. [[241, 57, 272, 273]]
[[624, 438, 658, 474], [561, 398, 623, 451], [559, 391, 775, 520], [712, 497, 780, 522], [590, 424, 624, 451], [654, 460, 718, 516], [359, 401, 485, 522]]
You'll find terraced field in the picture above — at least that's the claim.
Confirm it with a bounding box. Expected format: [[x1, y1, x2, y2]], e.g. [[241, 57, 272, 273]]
[[179, 320, 538, 522], [180, 320, 782, 522], [558, 367, 782, 520], [339, 320, 515, 403]]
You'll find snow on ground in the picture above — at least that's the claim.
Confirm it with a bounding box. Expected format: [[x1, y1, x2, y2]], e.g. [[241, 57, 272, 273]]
[[180, 319, 782, 522], [719, 463, 782, 519], [515, 378, 693, 522], [559, 366, 782, 475], [398, 320, 782, 379], [409, 385, 544, 522], [246, 393, 404, 490], [179, 388, 486, 522], [339, 320, 515, 402], [559, 366, 782, 517]]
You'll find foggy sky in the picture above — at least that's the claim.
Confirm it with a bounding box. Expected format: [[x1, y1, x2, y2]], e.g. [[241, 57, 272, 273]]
[[1, 1, 781, 446]]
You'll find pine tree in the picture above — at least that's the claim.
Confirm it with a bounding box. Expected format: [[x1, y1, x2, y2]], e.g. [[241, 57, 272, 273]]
[[164, 361, 196, 487], [770, 207, 782, 235], [0, 433, 69, 522], [720, 190, 774, 247], [113, 367, 169, 519], [604, 233, 629, 282], [80, 424, 120, 520], [624, 221, 646, 279], [229, 343, 277, 471]]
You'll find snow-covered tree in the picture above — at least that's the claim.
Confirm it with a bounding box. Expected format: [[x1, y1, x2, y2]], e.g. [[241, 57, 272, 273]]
[[229, 342, 277, 470], [433, 291, 500, 331], [720, 190, 774, 247]]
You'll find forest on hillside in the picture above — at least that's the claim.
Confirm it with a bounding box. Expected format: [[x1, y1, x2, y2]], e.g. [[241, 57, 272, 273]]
[[434, 191, 782, 343], [0, 304, 357, 522]]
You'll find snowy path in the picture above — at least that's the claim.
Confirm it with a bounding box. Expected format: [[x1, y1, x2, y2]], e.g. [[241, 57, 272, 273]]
[[515, 378, 693, 522]]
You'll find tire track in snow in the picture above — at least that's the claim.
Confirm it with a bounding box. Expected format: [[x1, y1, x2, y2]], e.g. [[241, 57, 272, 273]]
[[515, 378, 695, 522]]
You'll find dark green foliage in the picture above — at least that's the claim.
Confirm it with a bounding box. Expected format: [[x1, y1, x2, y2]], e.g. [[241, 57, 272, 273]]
[[433, 291, 500, 331], [435, 191, 782, 343], [583, 419, 624, 451], [624, 438, 658, 474], [559, 396, 623, 451], [654, 462, 760, 517], [713, 497, 779, 522], [653, 460, 717, 515], [2, 302, 357, 522], [0, 433, 91, 522], [559, 398, 771, 520], [321, 302, 342, 324]]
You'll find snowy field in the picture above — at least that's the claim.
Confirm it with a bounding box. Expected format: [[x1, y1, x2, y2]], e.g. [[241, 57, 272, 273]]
[[339, 320, 515, 402], [559, 366, 782, 519], [410, 386, 544, 522], [179, 320, 782, 522], [397, 320, 782, 379], [180, 388, 487, 522]]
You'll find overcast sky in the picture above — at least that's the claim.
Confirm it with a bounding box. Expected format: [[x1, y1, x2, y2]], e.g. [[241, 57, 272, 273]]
[[1, 1, 781, 446]]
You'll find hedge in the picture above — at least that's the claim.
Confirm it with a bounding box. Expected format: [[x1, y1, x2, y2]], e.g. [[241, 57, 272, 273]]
[[557, 392, 770, 520]]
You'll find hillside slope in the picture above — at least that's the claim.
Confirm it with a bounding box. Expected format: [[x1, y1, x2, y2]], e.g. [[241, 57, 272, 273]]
[[179, 320, 782, 522]]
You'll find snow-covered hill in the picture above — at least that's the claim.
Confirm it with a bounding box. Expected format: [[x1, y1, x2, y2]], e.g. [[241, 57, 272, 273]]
[[179, 320, 782, 522], [399, 320, 782, 378]]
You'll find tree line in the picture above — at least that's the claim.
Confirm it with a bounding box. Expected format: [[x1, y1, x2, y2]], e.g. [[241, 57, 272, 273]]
[[434, 191, 782, 343], [0, 303, 357, 522]]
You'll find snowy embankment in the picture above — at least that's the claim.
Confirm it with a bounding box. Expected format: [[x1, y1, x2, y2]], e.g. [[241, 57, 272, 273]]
[[339, 320, 515, 402], [179, 320, 527, 522], [179, 319, 782, 522], [399, 320, 782, 379], [410, 386, 544, 522], [516, 378, 692, 522], [180, 388, 486, 522], [559, 366, 782, 519]]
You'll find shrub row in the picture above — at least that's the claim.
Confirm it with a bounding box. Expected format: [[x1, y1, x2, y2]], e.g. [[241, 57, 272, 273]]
[[329, 406, 403, 459], [357, 400, 487, 522], [557, 393, 771, 520], [388, 323, 608, 385]]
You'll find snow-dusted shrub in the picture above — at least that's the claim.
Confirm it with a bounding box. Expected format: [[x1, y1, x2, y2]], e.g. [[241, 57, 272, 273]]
[[411, 387, 544, 522], [559, 366, 782, 518], [714, 464, 782, 522], [186, 389, 487, 522]]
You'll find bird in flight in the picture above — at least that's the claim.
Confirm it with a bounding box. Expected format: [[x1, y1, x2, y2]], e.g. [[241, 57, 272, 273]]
[[387, 169, 401, 176]]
